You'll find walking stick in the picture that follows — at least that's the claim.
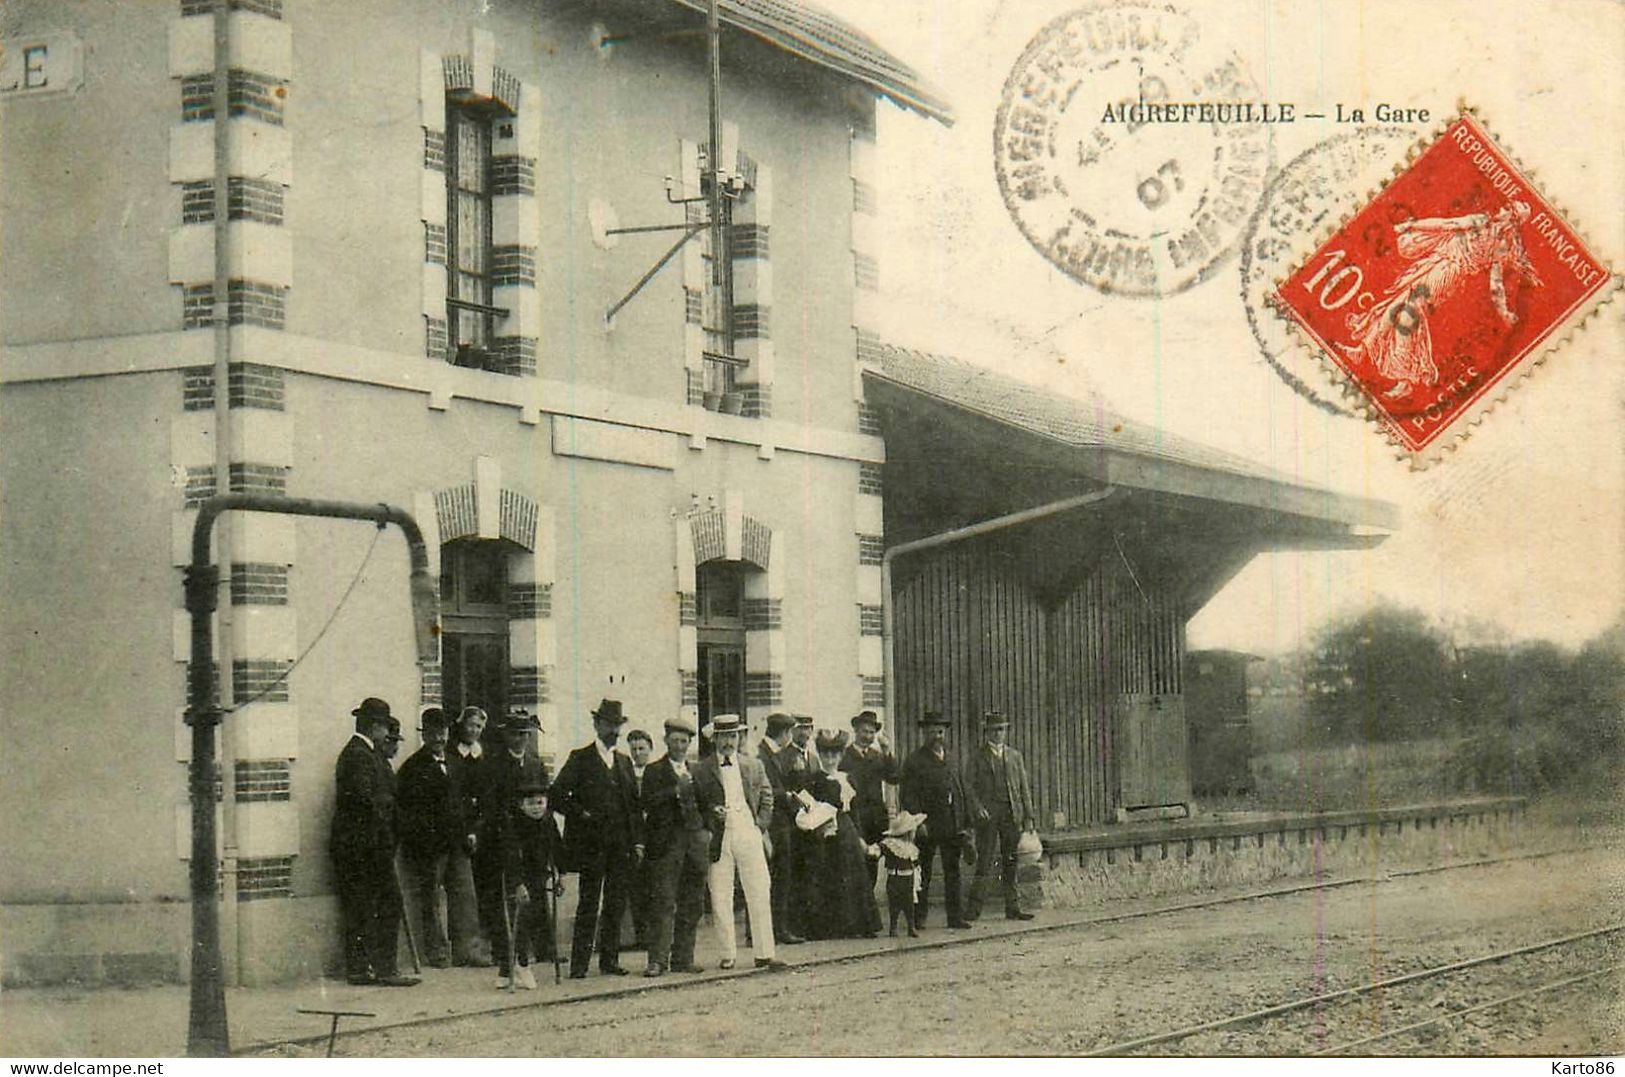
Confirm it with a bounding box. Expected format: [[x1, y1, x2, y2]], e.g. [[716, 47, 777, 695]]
[[394, 858, 422, 975], [499, 866, 518, 993], [550, 866, 564, 985]]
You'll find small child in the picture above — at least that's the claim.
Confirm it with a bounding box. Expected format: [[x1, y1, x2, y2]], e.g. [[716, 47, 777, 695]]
[[500, 766, 557, 990], [875, 810, 928, 938]]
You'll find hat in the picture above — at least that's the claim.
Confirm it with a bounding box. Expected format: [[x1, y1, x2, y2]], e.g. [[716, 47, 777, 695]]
[[765, 712, 795, 736], [814, 729, 850, 753], [502, 707, 541, 732], [351, 697, 393, 723], [795, 801, 838, 832], [792, 713, 814, 728], [705, 713, 746, 737], [884, 810, 928, 837], [917, 708, 949, 728], [515, 760, 549, 796], [591, 699, 627, 724], [419, 707, 448, 731], [850, 710, 881, 731], [664, 713, 698, 736], [983, 710, 1009, 730]]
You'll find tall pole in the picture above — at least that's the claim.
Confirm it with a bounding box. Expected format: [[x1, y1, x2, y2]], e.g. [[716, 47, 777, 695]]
[[705, 0, 732, 354], [186, 495, 440, 1056], [706, 0, 722, 291]]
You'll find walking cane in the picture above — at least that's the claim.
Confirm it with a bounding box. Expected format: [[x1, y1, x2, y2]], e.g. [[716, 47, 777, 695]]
[[499, 866, 518, 993], [394, 858, 422, 975], [550, 866, 564, 985]]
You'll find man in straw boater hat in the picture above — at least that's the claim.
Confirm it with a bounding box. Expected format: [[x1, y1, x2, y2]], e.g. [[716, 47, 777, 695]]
[[329, 697, 420, 986], [549, 698, 644, 978], [637, 712, 711, 977], [966, 710, 1037, 922], [899, 707, 982, 931], [691, 713, 787, 970]]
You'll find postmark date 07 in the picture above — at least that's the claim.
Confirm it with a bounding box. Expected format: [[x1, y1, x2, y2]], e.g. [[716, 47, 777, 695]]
[[1552, 1063, 1615, 1076]]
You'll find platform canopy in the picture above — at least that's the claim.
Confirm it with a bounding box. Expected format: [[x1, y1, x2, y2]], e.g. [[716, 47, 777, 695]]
[[862, 344, 1399, 611]]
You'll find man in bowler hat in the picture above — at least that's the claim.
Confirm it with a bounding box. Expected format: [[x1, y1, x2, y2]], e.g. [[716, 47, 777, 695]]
[[899, 708, 981, 930], [966, 711, 1037, 921], [839, 709, 899, 889], [395, 707, 468, 967], [549, 699, 644, 977], [330, 697, 419, 986], [637, 713, 711, 976]]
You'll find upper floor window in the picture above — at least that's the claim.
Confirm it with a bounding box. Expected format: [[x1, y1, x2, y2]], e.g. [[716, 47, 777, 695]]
[[446, 98, 510, 371]]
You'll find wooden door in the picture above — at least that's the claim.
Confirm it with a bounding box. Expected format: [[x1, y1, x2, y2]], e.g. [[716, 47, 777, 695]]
[[1118, 693, 1190, 809]]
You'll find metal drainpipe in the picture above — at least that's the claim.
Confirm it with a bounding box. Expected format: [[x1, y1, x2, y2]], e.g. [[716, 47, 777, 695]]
[[880, 487, 1122, 735], [186, 495, 440, 1056], [209, 0, 240, 988]]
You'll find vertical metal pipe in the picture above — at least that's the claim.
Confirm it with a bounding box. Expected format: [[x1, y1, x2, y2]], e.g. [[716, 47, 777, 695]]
[[187, 0, 235, 1056], [185, 553, 228, 1055], [186, 496, 439, 1056]]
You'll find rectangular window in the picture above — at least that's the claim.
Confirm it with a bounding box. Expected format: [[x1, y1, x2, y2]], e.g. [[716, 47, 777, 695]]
[[445, 101, 506, 371]]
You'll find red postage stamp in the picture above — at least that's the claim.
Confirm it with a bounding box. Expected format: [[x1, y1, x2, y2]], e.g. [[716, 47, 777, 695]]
[[1274, 112, 1615, 459]]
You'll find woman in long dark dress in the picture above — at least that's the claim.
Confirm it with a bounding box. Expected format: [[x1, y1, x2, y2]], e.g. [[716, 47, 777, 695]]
[[795, 730, 881, 940]]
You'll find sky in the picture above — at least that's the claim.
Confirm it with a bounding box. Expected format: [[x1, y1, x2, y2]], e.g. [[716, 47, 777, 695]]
[[814, 0, 1624, 656]]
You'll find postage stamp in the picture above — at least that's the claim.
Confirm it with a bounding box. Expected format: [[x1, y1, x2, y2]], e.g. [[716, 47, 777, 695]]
[[1273, 111, 1617, 462], [993, 1, 1270, 298], [1238, 127, 1415, 417]]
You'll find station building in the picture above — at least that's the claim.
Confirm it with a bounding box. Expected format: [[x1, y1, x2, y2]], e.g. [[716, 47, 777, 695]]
[[0, 0, 1391, 985]]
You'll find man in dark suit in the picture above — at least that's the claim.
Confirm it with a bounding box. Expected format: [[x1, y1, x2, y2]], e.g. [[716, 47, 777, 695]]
[[329, 697, 419, 986], [755, 711, 806, 945], [395, 707, 462, 967], [899, 708, 980, 931], [624, 727, 656, 952], [638, 713, 710, 977], [548, 698, 644, 978], [839, 709, 899, 889], [966, 711, 1037, 922]]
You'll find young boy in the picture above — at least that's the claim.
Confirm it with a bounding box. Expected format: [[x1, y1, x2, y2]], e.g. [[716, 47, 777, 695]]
[[490, 712, 556, 989]]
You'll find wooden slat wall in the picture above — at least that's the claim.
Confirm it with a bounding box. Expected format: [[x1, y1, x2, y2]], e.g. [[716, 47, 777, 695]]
[[892, 542, 1188, 830]]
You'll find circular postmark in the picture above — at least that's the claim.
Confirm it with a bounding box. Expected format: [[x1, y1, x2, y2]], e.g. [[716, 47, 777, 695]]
[[993, 1, 1270, 298], [1237, 127, 1414, 415]]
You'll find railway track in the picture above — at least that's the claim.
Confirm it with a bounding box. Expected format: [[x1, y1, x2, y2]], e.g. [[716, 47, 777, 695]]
[[241, 843, 1614, 1056], [1085, 924, 1624, 1056]]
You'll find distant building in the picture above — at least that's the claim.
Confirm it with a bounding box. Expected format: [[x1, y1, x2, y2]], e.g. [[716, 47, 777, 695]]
[[1184, 649, 1262, 797]]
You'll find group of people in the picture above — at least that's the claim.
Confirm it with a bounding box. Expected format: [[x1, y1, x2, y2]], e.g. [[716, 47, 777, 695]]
[[330, 694, 1040, 990]]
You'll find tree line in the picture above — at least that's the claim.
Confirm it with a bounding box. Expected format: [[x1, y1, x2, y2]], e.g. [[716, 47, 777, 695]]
[[1298, 604, 1624, 793]]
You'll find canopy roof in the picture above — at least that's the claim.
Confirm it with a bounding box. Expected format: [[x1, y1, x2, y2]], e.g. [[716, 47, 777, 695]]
[[864, 343, 1398, 532]]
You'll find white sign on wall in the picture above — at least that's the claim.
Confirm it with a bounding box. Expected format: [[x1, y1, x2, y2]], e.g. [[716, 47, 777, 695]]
[[0, 31, 84, 99]]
